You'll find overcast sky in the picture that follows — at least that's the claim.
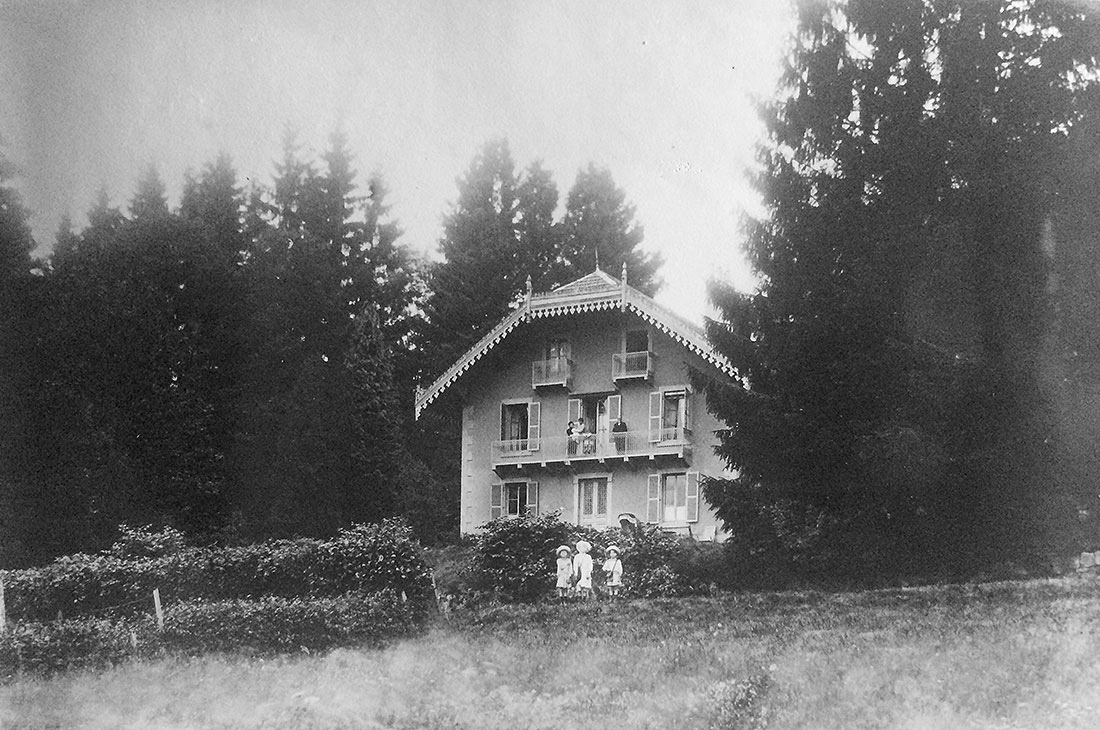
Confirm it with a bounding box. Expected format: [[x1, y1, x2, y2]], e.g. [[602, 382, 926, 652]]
[[1, 0, 792, 321]]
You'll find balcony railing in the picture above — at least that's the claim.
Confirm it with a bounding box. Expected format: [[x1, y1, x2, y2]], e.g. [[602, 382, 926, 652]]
[[491, 427, 691, 466], [611, 351, 655, 381], [531, 357, 573, 389]]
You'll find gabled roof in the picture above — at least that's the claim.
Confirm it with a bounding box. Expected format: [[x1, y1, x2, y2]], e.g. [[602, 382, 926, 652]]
[[414, 268, 736, 418]]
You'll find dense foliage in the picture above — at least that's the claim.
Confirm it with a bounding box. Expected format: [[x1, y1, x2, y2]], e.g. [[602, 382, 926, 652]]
[[697, 0, 1100, 577], [464, 512, 718, 602], [158, 590, 424, 655], [0, 591, 424, 678], [3, 521, 432, 622], [0, 130, 659, 562]]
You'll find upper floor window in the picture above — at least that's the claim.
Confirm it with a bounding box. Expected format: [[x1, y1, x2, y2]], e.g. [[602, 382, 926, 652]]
[[499, 400, 541, 452], [624, 329, 649, 354], [649, 387, 692, 443], [533, 338, 572, 389], [545, 338, 570, 368], [613, 329, 654, 381]]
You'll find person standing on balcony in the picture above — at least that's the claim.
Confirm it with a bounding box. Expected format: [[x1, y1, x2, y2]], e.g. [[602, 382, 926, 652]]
[[612, 418, 628, 454], [578, 417, 595, 455], [567, 420, 578, 456]]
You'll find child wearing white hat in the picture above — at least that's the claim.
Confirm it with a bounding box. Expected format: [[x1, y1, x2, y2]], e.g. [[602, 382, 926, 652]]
[[555, 545, 573, 600], [602, 545, 623, 598], [572, 540, 594, 600]]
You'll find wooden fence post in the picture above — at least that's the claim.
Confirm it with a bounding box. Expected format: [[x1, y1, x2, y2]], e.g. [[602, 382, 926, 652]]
[[153, 588, 164, 631]]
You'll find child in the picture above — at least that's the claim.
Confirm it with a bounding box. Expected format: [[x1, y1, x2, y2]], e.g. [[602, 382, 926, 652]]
[[602, 545, 623, 598], [555, 545, 573, 600], [572, 540, 593, 600]]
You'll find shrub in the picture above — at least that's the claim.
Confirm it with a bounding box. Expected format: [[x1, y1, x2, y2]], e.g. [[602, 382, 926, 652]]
[[0, 616, 151, 679], [469, 513, 714, 602], [0, 590, 426, 678], [160, 590, 424, 654], [109, 524, 190, 560], [4, 519, 433, 622], [470, 512, 574, 602]]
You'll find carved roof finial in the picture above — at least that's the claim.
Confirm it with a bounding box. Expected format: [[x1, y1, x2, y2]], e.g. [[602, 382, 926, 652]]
[[525, 274, 533, 306], [621, 261, 627, 286], [594, 246, 600, 272]]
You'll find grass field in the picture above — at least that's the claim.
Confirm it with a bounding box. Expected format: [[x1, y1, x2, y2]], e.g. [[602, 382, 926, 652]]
[[3, 576, 1100, 729]]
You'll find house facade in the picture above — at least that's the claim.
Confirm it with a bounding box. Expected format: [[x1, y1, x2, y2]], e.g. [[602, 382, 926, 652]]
[[415, 267, 737, 540]]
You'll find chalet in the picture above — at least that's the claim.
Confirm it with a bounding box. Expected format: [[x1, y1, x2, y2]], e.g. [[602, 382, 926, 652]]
[[415, 265, 737, 539]]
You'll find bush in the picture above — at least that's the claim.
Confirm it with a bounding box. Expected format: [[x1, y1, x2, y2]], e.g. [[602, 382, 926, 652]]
[[470, 513, 574, 602], [160, 590, 424, 654], [4, 519, 433, 622], [109, 524, 190, 560], [469, 513, 717, 602], [0, 616, 151, 679], [0, 590, 426, 678]]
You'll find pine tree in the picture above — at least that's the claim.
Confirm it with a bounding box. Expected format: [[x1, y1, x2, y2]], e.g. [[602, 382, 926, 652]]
[[698, 0, 1099, 575], [129, 165, 169, 221], [417, 138, 524, 380], [557, 164, 660, 296], [180, 153, 246, 265], [0, 147, 38, 565]]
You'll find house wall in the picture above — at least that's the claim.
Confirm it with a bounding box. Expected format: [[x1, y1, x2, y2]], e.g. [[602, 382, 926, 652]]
[[458, 308, 734, 539]]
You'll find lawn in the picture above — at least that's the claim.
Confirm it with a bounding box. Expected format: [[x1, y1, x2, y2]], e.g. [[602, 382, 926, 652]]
[[3, 576, 1100, 729]]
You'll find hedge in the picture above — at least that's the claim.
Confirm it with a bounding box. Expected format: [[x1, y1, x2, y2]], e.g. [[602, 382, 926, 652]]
[[468, 512, 715, 602], [0, 590, 424, 679], [160, 590, 424, 654], [3, 520, 433, 623], [0, 616, 151, 677]]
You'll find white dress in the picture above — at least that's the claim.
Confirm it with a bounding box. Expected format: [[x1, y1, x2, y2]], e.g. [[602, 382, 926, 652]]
[[556, 557, 573, 588], [603, 557, 623, 586], [573, 553, 593, 589]]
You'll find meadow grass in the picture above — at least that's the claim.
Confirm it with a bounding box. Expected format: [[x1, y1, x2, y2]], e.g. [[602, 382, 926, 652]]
[[3, 576, 1100, 729]]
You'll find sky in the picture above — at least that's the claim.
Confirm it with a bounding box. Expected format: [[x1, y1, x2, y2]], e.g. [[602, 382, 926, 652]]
[[0, 0, 793, 322]]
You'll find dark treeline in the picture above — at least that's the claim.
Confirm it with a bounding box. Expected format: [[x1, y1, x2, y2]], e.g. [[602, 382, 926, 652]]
[[0, 133, 653, 567], [697, 0, 1100, 581]]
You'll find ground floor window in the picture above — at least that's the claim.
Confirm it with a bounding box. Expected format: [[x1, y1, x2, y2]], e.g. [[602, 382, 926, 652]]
[[490, 480, 539, 520], [647, 471, 700, 524], [578, 476, 609, 526], [661, 473, 687, 523]]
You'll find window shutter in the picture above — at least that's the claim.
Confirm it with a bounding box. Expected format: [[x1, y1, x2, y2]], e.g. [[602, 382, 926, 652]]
[[490, 482, 503, 520], [646, 474, 661, 524], [528, 401, 541, 451], [607, 394, 622, 423], [683, 392, 692, 433], [499, 403, 506, 441], [649, 391, 662, 443], [526, 481, 539, 516], [686, 471, 700, 523], [568, 398, 582, 424]]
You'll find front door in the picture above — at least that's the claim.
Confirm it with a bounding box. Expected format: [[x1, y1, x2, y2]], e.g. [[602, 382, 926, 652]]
[[578, 477, 609, 526]]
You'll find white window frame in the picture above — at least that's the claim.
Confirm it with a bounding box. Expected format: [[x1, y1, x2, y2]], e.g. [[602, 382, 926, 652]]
[[499, 398, 541, 452], [574, 472, 613, 527], [490, 479, 540, 520], [646, 470, 700, 526], [649, 384, 692, 443]]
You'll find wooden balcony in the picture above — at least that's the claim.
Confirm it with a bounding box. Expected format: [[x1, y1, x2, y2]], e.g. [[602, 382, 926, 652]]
[[491, 428, 692, 469], [532, 357, 573, 389], [611, 351, 654, 382]]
